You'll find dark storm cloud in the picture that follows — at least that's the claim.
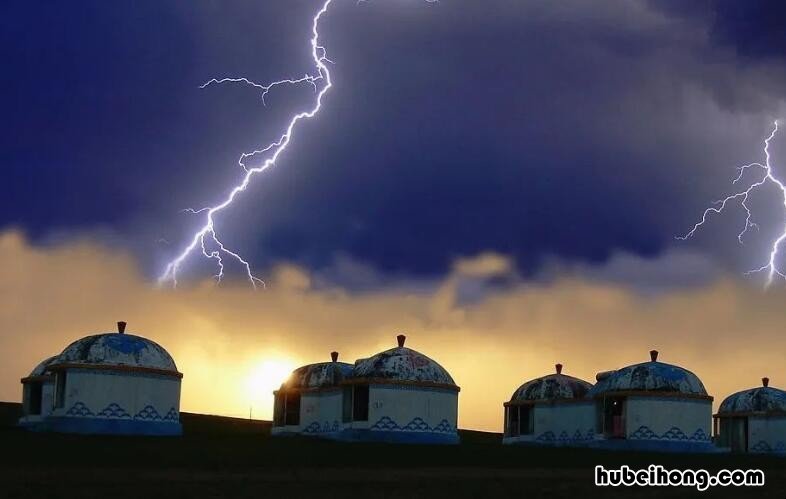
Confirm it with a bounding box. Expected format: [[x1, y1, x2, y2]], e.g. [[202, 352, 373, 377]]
[[2, 0, 786, 285], [653, 0, 786, 61]]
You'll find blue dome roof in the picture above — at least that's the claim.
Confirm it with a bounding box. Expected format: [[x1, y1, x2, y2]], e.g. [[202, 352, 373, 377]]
[[589, 352, 707, 397], [352, 336, 456, 387], [719, 381, 786, 414], [510, 367, 592, 402], [55, 332, 178, 373], [281, 361, 354, 390], [29, 355, 59, 377]]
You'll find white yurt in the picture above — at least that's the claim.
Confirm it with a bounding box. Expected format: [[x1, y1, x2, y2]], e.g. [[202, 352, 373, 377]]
[[715, 377, 786, 455], [272, 351, 354, 437], [503, 363, 595, 446], [271, 335, 460, 444], [588, 350, 715, 452], [19, 321, 183, 435], [343, 334, 459, 444]]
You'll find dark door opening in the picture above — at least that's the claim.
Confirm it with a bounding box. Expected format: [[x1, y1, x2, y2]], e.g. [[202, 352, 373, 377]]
[[342, 386, 353, 423], [508, 406, 520, 437], [520, 406, 533, 435], [28, 382, 42, 415], [506, 405, 533, 436], [284, 392, 301, 426], [352, 385, 369, 422], [273, 392, 285, 426], [603, 397, 626, 438], [731, 418, 748, 453], [55, 371, 67, 408]]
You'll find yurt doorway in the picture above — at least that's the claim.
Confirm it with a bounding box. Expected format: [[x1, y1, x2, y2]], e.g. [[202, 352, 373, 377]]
[[603, 397, 626, 439], [26, 382, 42, 415], [505, 405, 534, 437], [723, 417, 748, 453]]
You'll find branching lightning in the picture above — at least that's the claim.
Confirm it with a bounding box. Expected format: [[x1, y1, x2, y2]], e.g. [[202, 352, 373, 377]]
[[678, 121, 786, 288], [157, 0, 336, 288], [159, 0, 438, 288]]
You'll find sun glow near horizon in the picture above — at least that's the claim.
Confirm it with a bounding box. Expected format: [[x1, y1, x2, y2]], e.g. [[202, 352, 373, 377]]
[[245, 356, 298, 420]]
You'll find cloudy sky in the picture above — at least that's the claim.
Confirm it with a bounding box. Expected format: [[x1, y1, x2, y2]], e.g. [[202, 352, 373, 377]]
[[2, 0, 786, 430]]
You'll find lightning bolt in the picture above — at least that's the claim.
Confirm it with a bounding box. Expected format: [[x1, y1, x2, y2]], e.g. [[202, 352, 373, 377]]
[[159, 0, 438, 288], [157, 0, 336, 289], [678, 121, 786, 288]]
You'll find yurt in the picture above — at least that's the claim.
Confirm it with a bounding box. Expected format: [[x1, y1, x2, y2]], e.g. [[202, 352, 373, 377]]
[[19, 321, 183, 435], [272, 352, 354, 437], [272, 334, 460, 444], [343, 334, 459, 444], [715, 377, 786, 455], [503, 363, 595, 446], [588, 350, 714, 452]]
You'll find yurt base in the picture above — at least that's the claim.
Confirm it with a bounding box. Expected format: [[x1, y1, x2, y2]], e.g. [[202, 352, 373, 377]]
[[587, 439, 724, 454], [19, 417, 182, 436], [272, 429, 459, 444]]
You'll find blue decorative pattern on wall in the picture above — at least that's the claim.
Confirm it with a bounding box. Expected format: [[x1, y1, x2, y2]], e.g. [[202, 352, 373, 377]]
[[370, 416, 400, 430], [369, 416, 454, 433], [402, 417, 431, 431], [163, 407, 179, 422], [535, 429, 595, 443], [134, 405, 162, 421], [302, 420, 341, 434], [62, 401, 178, 425], [97, 403, 131, 418], [535, 431, 554, 442], [302, 422, 320, 433], [432, 419, 453, 433], [750, 440, 786, 453], [629, 426, 710, 442], [65, 401, 180, 423], [65, 401, 94, 417]]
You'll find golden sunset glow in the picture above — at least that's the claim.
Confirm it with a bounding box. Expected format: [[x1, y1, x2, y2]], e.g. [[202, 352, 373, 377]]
[[245, 357, 298, 419], [3, 230, 786, 432]]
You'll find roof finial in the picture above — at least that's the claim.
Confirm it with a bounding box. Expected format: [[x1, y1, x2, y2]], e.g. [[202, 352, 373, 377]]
[[650, 349, 658, 362], [555, 363, 563, 375], [331, 351, 339, 362], [397, 334, 406, 348], [117, 321, 127, 334], [763, 377, 770, 388]]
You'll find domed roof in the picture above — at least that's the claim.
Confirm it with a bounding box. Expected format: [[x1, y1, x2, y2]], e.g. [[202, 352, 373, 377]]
[[589, 350, 707, 397], [30, 355, 59, 377], [719, 378, 786, 415], [280, 353, 354, 390], [510, 364, 592, 402], [352, 335, 457, 387], [53, 322, 178, 373]]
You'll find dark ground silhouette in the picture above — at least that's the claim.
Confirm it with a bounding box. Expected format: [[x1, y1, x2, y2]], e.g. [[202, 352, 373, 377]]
[[1, 402, 784, 499]]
